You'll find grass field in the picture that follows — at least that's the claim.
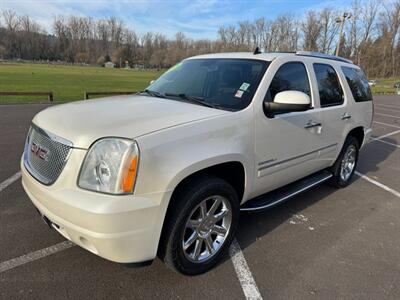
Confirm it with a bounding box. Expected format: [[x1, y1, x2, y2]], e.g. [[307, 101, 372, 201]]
[[0, 63, 162, 103], [370, 78, 400, 94], [0, 63, 399, 104]]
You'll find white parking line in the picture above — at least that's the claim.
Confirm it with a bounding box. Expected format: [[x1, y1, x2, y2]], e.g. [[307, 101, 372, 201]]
[[0, 241, 74, 273], [370, 138, 400, 148], [374, 103, 400, 110], [0, 235, 262, 300], [369, 129, 400, 148], [373, 129, 400, 140], [0, 172, 21, 193], [375, 112, 400, 119], [230, 239, 263, 300], [375, 106, 400, 113], [355, 172, 400, 198], [373, 121, 400, 129], [1, 169, 258, 297]]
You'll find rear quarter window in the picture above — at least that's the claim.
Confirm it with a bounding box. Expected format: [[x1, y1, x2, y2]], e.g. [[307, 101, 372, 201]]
[[341, 67, 373, 102]]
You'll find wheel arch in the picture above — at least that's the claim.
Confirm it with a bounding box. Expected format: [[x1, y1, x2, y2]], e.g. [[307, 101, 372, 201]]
[[346, 126, 365, 147], [157, 159, 247, 256], [169, 160, 246, 203]]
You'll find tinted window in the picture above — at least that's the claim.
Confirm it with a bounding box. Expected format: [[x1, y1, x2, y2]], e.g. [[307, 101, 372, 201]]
[[147, 59, 269, 111], [265, 62, 311, 102], [313, 64, 343, 107], [341, 67, 373, 102]]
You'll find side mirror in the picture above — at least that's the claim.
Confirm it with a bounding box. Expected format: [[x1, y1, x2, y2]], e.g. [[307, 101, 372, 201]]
[[264, 91, 311, 115]]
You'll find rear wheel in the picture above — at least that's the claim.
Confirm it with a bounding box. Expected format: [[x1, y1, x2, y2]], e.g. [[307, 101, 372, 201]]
[[330, 136, 359, 188], [160, 176, 239, 275]]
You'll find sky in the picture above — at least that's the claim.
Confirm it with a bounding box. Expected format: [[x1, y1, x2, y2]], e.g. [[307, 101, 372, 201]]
[[1, 0, 353, 39]]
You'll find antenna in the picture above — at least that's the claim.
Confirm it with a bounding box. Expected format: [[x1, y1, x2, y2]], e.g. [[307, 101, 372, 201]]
[[253, 47, 262, 55]]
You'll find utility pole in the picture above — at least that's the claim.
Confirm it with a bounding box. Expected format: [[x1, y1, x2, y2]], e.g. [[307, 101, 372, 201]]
[[335, 12, 351, 57]]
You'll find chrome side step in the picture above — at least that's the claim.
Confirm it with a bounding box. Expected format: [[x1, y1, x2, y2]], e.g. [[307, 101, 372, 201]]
[[240, 170, 333, 212]]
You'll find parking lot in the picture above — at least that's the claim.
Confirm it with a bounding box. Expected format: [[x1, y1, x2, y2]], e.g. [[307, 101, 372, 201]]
[[0, 96, 399, 299]]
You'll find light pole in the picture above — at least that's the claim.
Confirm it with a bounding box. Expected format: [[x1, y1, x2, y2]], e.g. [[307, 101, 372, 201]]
[[335, 12, 351, 57]]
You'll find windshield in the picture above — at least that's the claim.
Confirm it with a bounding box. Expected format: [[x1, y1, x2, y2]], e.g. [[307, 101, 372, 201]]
[[146, 58, 269, 111]]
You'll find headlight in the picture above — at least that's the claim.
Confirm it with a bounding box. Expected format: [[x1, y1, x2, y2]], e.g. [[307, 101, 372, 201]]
[[78, 138, 139, 194]]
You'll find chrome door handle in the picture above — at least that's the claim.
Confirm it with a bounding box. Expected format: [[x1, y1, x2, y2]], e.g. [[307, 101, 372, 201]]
[[341, 113, 352, 120], [304, 120, 322, 129]]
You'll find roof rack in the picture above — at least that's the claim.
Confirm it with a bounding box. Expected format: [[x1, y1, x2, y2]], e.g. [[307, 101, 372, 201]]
[[295, 51, 353, 64]]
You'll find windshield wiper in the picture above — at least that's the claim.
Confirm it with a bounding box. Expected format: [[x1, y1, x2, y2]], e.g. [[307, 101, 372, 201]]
[[140, 89, 166, 98], [164, 93, 220, 109]]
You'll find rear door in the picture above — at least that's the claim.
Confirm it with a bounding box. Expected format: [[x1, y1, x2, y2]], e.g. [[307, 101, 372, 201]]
[[312, 63, 348, 166]]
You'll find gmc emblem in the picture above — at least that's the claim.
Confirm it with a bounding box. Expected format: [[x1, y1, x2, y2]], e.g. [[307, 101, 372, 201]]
[[31, 141, 49, 161]]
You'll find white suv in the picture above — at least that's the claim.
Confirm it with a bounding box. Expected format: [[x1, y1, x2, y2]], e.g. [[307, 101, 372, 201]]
[[21, 51, 373, 275]]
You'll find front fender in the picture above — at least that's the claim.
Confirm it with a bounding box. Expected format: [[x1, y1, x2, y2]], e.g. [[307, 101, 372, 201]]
[[131, 111, 254, 256], [164, 154, 248, 196], [134, 111, 254, 202]]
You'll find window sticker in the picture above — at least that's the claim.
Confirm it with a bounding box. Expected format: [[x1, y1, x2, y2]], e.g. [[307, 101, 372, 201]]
[[235, 90, 244, 98], [239, 82, 250, 91]]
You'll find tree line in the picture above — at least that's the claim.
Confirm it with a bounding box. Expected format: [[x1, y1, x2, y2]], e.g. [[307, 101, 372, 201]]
[[0, 0, 399, 78]]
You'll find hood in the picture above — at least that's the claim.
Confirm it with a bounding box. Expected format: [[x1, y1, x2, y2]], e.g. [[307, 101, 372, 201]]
[[33, 95, 227, 149]]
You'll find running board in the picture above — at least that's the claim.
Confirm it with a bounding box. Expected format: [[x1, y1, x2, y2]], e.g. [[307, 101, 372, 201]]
[[240, 170, 333, 212]]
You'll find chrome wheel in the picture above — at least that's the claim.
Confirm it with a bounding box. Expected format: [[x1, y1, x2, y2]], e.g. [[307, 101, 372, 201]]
[[340, 145, 356, 182], [182, 195, 232, 263]]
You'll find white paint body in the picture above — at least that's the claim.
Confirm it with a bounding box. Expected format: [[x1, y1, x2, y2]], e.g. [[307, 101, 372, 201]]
[[274, 90, 311, 105], [21, 52, 373, 263]]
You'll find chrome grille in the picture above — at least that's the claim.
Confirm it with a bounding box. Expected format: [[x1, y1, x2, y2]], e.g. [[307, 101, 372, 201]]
[[24, 125, 72, 185]]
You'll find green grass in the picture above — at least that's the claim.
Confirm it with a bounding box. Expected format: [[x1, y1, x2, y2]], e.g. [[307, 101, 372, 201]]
[[370, 77, 400, 94], [1, 63, 399, 104], [0, 63, 162, 104]]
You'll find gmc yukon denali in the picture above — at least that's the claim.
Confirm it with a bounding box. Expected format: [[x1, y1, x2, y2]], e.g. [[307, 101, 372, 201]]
[[21, 51, 373, 275]]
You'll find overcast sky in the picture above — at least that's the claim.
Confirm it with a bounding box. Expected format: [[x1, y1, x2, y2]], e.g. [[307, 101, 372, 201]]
[[1, 0, 354, 39]]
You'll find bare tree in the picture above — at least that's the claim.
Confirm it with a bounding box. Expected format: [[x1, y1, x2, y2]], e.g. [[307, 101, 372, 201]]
[[301, 10, 322, 51], [273, 15, 299, 51], [349, 0, 362, 60], [2, 10, 19, 31], [1, 2, 400, 78], [357, 0, 381, 65], [381, 0, 400, 76], [318, 8, 340, 53]]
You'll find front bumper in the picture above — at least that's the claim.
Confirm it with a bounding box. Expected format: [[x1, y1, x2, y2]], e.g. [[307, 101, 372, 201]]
[[21, 148, 172, 263]]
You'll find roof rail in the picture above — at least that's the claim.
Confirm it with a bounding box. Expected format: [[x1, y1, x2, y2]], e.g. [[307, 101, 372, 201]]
[[295, 51, 353, 64]]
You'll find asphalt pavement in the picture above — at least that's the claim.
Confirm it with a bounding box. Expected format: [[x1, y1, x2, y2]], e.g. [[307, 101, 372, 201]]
[[0, 96, 399, 299]]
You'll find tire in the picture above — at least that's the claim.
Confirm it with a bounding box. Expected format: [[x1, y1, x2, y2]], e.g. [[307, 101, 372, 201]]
[[159, 175, 240, 275], [330, 136, 360, 188]]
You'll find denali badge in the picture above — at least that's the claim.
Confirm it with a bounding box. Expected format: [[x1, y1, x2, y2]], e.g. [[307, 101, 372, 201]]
[[31, 141, 50, 161]]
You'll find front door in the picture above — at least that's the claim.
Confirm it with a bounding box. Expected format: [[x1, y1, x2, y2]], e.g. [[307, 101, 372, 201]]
[[252, 61, 326, 197]]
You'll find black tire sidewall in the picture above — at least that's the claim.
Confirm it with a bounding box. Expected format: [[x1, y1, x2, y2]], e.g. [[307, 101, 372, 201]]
[[331, 136, 360, 187], [163, 177, 239, 275]]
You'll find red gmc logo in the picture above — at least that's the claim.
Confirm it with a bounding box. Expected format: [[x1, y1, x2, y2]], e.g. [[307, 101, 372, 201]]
[[31, 141, 49, 161]]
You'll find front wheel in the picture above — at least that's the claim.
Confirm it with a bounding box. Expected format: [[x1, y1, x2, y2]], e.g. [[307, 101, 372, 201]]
[[330, 136, 360, 188], [160, 176, 239, 275]]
